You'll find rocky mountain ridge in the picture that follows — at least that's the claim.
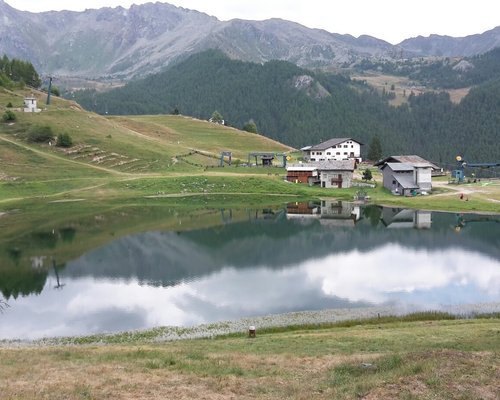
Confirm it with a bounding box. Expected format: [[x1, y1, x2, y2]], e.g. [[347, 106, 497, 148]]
[[1, 0, 499, 79]]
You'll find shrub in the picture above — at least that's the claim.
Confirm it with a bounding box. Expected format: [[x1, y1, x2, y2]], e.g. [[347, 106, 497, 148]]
[[6, 102, 13, 108], [50, 86, 60, 97], [56, 133, 73, 147], [2, 110, 16, 122], [242, 120, 258, 133], [27, 125, 54, 143]]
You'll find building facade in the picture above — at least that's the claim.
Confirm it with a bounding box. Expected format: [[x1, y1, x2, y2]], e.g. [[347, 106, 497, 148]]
[[23, 96, 41, 113], [286, 160, 355, 189], [301, 138, 363, 162]]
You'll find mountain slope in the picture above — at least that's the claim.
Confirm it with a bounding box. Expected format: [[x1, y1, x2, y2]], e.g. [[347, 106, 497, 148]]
[[2, 1, 499, 80], [73, 50, 500, 163], [73, 50, 402, 150], [0, 0, 395, 78]]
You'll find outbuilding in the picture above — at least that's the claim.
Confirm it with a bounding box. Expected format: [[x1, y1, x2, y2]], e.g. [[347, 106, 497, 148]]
[[375, 155, 437, 195], [23, 96, 41, 113]]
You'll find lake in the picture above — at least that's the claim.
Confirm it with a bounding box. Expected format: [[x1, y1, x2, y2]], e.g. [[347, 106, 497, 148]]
[[0, 200, 499, 340]]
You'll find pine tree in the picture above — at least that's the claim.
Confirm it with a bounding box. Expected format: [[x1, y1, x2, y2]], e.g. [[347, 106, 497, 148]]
[[367, 136, 383, 161]]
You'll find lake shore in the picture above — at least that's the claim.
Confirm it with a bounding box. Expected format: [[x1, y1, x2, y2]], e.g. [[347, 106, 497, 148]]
[[2, 302, 499, 347]]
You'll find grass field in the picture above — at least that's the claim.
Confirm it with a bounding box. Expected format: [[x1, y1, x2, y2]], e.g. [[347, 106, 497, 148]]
[[1, 87, 499, 214], [0, 315, 498, 399]]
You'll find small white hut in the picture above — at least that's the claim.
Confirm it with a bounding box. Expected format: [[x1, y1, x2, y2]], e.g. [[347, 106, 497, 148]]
[[24, 96, 41, 113]]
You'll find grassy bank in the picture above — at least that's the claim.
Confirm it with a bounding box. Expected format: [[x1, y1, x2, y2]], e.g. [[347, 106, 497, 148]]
[[1, 314, 498, 399]]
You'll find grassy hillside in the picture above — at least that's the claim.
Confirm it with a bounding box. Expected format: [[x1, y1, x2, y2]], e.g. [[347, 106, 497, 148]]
[[1, 87, 498, 212], [0, 87, 292, 180]]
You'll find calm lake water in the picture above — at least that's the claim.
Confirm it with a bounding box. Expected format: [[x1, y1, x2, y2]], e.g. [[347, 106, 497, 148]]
[[1, 201, 499, 340]]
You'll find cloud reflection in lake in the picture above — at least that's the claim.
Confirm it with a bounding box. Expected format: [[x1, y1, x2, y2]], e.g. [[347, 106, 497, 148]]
[[1, 244, 498, 340]]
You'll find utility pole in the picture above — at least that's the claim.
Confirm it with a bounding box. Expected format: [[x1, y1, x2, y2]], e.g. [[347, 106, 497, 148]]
[[46, 76, 53, 105]]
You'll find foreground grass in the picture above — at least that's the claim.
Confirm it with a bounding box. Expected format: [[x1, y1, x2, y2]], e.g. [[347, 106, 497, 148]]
[[1, 316, 498, 399]]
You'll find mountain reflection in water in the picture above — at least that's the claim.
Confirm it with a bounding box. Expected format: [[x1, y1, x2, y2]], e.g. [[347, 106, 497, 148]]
[[0, 202, 499, 340]]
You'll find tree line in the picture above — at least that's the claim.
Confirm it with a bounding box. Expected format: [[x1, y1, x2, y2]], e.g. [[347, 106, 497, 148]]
[[0, 54, 41, 88]]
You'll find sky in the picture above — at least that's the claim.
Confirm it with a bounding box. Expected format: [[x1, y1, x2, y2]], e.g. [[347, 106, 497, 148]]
[[4, 0, 500, 44]]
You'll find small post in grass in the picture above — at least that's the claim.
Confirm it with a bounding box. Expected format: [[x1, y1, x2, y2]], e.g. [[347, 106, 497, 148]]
[[248, 326, 256, 338]]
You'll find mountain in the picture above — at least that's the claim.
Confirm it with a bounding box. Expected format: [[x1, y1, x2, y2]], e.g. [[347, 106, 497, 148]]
[[398, 26, 500, 57], [0, 1, 422, 79], [2, 1, 499, 81], [73, 50, 500, 163], [0, 0, 220, 78]]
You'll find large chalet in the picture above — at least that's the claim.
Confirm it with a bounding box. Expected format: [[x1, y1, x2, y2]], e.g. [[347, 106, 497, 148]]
[[301, 138, 363, 162]]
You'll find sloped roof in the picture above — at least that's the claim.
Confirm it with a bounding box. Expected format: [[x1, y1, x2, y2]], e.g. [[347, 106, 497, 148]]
[[393, 174, 419, 189], [381, 162, 414, 172], [287, 160, 355, 172], [315, 160, 356, 171], [374, 155, 438, 169], [309, 138, 363, 151], [286, 164, 317, 171]]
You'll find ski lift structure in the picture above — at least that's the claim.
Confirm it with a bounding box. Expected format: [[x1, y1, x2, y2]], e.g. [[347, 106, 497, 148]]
[[248, 152, 288, 167], [451, 156, 500, 183]]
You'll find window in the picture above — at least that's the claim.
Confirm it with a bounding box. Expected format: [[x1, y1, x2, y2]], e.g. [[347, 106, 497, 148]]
[[351, 145, 354, 148], [336, 152, 340, 155], [344, 145, 348, 148], [344, 152, 348, 155], [327, 152, 331, 155], [392, 180, 396, 185]]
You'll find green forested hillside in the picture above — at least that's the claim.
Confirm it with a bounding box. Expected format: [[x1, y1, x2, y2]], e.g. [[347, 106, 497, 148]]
[[73, 50, 500, 163]]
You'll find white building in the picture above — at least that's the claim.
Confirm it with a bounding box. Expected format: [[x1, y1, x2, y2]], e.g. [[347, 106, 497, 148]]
[[24, 96, 41, 113], [301, 138, 363, 162]]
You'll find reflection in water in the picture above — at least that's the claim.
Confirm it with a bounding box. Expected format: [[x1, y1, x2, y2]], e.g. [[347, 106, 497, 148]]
[[0, 203, 499, 340]]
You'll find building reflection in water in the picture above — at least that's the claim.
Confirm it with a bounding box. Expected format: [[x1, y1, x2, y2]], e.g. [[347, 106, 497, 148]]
[[380, 208, 432, 229], [286, 201, 432, 230]]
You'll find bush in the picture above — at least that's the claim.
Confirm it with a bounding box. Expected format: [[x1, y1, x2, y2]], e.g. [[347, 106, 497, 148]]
[[27, 125, 54, 143], [50, 86, 60, 97], [2, 110, 16, 122], [6, 102, 13, 108], [242, 120, 258, 133], [56, 133, 73, 147]]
